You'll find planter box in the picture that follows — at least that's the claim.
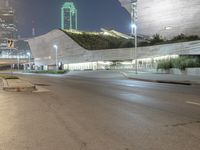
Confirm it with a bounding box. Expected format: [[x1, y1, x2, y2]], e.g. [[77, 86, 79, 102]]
[[186, 68, 200, 76], [157, 68, 200, 76], [169, 68, 185, 75], [157, 69, 170, 74]]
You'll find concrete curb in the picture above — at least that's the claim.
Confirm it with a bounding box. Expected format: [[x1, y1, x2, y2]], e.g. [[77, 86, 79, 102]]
[[1, 78, 36, 92], [128, 77, 192, 85], [119, 71, 199, 86], [3, 85, 36, 92], [2, 78, 8, 87]]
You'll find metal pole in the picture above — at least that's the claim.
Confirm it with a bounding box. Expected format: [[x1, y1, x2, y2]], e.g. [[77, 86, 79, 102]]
[[135, 26, 138, 74], [54, 45, 58, 71], [29, 55, 30, 70], [56, 48, 58, 71], [131, 0, 138, 74], [17, 55, 19, 71]]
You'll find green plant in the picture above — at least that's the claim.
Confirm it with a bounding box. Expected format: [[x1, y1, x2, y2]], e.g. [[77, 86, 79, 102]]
[[62, 30, 134, 50], [157, 59, 173, 70], [170, 34, 200, 43], [157, 56, 200, 70], [62, 29, 200, 48], [150, 34, 164, 45], [0, 74, 19, 79], [28, 70, 68, 74]]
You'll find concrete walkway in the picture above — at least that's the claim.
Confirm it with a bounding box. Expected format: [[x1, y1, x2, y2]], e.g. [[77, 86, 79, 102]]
[[2, 78, 36, 92], [121, 71, 200, 85]]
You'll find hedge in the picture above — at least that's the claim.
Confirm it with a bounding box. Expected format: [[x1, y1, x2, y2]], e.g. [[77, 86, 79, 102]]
[[157, 56, 200, 70]]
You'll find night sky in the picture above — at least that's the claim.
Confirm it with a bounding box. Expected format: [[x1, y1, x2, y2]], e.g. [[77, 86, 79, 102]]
[[12, 0, 131, 38]]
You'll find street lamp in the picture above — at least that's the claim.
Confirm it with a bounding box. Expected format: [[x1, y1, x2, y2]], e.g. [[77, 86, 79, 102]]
[[27, 52, 31, 70], [53, 45, 58, 71], [131, 0, 138, 74], [17, 54, 20, 71]]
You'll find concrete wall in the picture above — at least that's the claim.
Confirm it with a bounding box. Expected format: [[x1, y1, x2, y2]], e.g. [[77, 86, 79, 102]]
[[186, 68, 200, 76], [118, 0, 200, 38], [28, 29, 200, 67], [28, 29, 89, 66]]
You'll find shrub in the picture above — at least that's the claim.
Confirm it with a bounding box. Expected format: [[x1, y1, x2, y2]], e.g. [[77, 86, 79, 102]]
[[0, 74, 19, 79], [62, 29, 200, 49], [157, 56, 200, 70], [157, 59, 173, 70], [150, 34, 164, 45], [62, 30, 134, 50], [170, 34, 200, 43], [28, 70, 68, 74]]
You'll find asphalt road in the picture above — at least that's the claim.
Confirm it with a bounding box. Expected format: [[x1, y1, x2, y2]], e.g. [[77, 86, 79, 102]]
[[0, 71, 200, 150]]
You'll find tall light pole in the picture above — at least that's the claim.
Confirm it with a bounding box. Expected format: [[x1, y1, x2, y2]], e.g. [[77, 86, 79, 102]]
[[131, 0, 138, 74], [27, 52, 31, 71], [17, 54, 20, 71], [54, 45, 58, 71]]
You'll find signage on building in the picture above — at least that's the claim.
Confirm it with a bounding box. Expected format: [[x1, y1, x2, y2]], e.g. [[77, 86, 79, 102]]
[[7, 39, 14, 48]]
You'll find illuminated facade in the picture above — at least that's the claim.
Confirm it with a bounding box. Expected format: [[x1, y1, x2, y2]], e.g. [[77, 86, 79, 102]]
[[61, 2, 77, 30], [118, 0, 200, 38], [0, 0, 31, 65], [0, 0, 17, 39], [28, 29, 200, 71]]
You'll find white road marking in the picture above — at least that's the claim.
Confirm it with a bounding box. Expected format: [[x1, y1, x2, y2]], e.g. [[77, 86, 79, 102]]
[[186, 101, 200, 106]]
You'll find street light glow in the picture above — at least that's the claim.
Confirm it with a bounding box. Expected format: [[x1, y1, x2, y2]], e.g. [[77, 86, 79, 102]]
[[53, 44, 58, 71], [131, 23, 137, 29], [164, 26, 172, 30], [54, 45, 58, 49]]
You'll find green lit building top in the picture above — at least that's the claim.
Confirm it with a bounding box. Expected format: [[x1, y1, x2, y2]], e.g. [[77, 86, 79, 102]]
[[61, 2, 77, 30]]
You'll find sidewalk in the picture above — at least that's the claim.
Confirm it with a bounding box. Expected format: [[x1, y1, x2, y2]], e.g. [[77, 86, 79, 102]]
[[2, 78, 36, 92], [121, 71, 200, 85]]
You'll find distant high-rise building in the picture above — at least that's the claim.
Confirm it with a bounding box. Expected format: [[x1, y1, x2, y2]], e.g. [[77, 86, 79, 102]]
[[0, 0, 17, 39], [61, 2, 77, 30], [0, 0, 6, 8]]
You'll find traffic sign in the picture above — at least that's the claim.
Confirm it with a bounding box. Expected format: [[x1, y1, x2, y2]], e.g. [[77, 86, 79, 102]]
[[7, 39, 14, 48]]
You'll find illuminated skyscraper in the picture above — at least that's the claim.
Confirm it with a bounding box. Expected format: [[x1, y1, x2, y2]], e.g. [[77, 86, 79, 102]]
[[0, 0, 17, 39], [61, 2, 77, 30]]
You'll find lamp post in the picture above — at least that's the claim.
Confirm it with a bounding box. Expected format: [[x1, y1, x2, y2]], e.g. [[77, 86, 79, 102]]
[[54, 45, 58, 71], [131, 0, 138, 74], [17, 54, 20, 71], [27, 52, 31, 70]]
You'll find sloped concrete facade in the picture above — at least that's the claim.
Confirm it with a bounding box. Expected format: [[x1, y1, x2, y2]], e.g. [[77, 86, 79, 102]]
[[118, 0, 200, 38], [28, 29, 200, 68], [28, 29, 89, 66]]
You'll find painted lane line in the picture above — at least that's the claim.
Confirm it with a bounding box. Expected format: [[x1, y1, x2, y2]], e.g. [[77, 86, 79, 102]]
[[186, 101, 200, 106]]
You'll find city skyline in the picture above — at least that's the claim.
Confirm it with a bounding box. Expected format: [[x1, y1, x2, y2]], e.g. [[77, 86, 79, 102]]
[[12, 0, 130, 38]]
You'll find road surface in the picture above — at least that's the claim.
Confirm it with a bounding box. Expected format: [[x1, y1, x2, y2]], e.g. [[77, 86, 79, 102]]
[[0, 71, 200, 150]]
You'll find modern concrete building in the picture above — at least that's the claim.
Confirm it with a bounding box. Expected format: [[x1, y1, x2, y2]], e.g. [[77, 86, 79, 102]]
[[28, 29, 200, 71], [27, 1, 200, 72], [61, 2, 77, 30], [118, 0, 200, 39]]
